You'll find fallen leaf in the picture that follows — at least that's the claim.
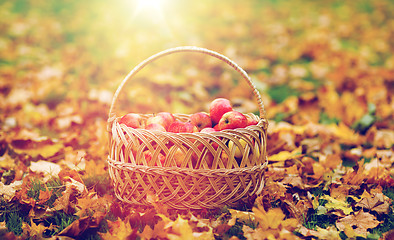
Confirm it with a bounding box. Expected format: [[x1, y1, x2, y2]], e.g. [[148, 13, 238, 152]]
[[253, 206, 298, 232], [228, 209, 255, 225], [29, 160, 61, 182], [0, 181, 23, 201], [37, 186, 52, 205], [336, 210, 381, 237], [58, 215, 103, 238], [22, 221, 47, 239], [75, 192, 112, 218], [315, 226, 342, 240], [268, 147, 302, 162], [330, 184, 351, 202], [253, 207, 284, 230], [243, 225, 277, 240], [281, 175, 304, 189], [355, 192, 390, 214], [48, 181, 74, 213], [100, 218, 137, 240], [166, 215, 194, 240], [11, 136, 63, 159], [297, 225, 342, 240], [139, 219, 167, 240], [321, 195, 353, 215]]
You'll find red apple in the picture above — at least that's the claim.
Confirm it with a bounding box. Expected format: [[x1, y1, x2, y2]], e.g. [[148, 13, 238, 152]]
[[216, 111, 248, 130], [146, 112, 175, 130], [200, 127, 217, 133], [190, 112, 212, 131], [209, 98, 233, 126], [143, 150, 166, 166], [245, 114, 258, 126], [145, 123, 166, 131], [119, 113, 145, 128], [168, 121, 198, 133]]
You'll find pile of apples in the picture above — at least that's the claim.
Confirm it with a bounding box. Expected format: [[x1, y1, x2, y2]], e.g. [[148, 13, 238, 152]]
[[118, 98, 260, 168], [118, 98, 258, 133]]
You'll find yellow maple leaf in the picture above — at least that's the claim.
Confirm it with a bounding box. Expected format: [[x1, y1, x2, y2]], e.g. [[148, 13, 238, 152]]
[[139, 219, 167, 240], [100, 218, 136, 240], [320, 195, 353, 215], [166, 215, 194, 240], [253, 207, 285, 230]]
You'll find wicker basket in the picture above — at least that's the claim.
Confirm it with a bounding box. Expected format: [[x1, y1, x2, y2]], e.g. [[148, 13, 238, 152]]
[[107, 46, 268, 210]]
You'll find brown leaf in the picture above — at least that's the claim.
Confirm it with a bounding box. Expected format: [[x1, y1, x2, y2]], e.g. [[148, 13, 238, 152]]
[[23, 221, 47, 239], [336, 210, 381, 237], [57, 216, 90, 237], [284, 199, 312, 220], [330, 185, 351, 202], [281, 175, 304, 189], [355, 192, 390, 214]]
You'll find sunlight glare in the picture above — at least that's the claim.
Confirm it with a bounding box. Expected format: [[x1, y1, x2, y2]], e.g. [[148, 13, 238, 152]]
[[136, 0, 164, 13]]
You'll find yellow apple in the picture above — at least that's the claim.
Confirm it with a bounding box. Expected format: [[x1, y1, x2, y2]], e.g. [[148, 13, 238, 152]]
[[168, 146, 186, 167], [228, 138, 248, 159]]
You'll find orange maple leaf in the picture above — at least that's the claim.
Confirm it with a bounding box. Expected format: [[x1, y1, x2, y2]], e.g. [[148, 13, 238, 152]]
[[100, 218, 138, 240], [139, 219, 167, 239], [37, 187, 52, 205]]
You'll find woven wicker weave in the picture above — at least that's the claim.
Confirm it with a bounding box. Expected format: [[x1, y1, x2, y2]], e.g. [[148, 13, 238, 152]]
[[107, 46, 268, 210]]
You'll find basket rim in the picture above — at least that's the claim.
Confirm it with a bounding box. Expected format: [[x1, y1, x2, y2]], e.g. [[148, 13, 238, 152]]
[[107, 156, 268, 175], [112, 116, 268, 134]]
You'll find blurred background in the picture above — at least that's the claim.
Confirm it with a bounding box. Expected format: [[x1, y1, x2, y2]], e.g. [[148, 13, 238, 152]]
[[0, 0, 393, 128]]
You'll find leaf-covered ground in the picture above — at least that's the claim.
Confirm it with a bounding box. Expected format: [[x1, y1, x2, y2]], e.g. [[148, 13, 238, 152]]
[[1, 0, 393, 239]]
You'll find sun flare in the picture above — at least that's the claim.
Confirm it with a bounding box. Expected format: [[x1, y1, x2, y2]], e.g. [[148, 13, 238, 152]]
[[136, 0, 164, 10]]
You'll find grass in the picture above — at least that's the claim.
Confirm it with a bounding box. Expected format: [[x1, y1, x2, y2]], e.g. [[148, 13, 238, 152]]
[[5, 212, 23, 236], [43, 211, 78, 237], [224, 220, 247, 240], [0, 196, 31, 236]]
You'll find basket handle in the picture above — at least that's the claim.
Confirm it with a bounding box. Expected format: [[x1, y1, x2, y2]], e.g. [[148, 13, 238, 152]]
[[108, 46, 266, 127]]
